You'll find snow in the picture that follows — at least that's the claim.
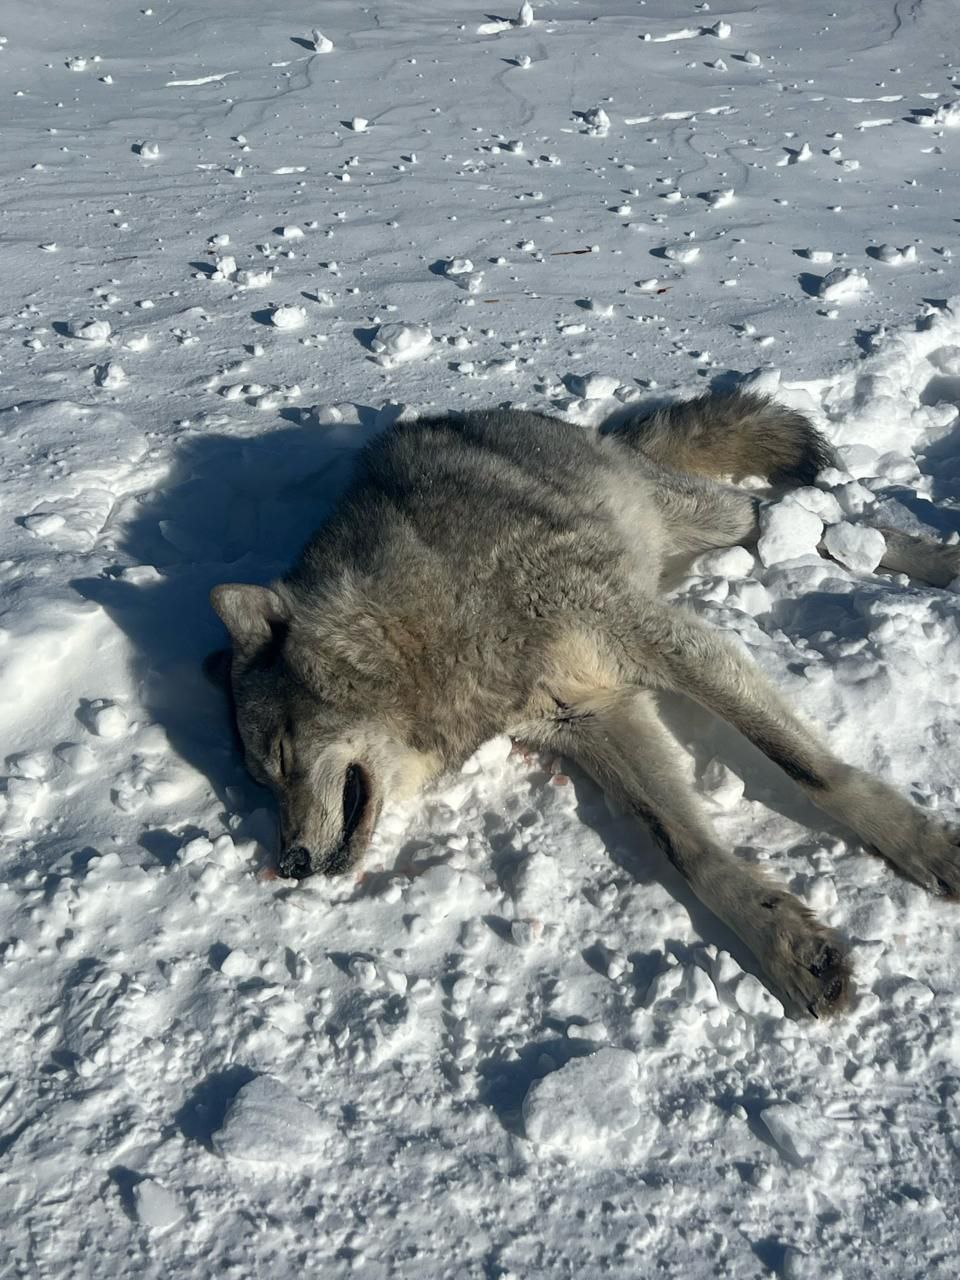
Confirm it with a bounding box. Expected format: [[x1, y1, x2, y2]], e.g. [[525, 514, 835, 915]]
[[4, 0, 960, 1276]]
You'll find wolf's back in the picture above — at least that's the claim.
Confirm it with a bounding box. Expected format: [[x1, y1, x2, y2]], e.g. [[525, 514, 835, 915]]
[[604, 389, 835, 486]]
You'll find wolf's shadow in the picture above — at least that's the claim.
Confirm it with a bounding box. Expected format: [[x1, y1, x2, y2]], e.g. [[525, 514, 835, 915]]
[[72, 409, 391, 810]]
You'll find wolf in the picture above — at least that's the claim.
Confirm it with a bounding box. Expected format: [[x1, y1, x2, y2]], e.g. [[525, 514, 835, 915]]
[[210, 391, 960, 1016]]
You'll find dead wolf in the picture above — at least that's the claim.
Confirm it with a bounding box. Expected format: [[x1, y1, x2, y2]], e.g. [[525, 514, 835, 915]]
[[210, 391, 960, 1016]]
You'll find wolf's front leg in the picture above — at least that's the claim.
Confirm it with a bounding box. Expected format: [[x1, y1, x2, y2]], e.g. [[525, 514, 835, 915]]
[[517, 686, 851, 1017]]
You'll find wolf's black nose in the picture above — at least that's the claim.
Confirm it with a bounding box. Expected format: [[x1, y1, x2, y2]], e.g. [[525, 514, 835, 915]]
[[281, 847, 313, 880]]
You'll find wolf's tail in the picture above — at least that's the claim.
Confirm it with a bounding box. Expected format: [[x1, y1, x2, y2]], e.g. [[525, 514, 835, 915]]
[[604, 389, 835, 487]]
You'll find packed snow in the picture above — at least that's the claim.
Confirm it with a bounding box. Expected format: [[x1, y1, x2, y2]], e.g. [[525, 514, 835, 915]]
[[2, 1, 960, 1277]]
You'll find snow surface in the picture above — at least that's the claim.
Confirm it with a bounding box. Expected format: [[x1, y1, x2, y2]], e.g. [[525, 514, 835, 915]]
[[2, 1, 960, 1277]]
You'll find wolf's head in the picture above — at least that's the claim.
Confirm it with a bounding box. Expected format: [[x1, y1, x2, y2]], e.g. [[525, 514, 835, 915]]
[[209, 583, 436, 881]]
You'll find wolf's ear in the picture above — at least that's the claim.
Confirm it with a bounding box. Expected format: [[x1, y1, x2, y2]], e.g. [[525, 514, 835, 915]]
[[210, 584, 288, 653]]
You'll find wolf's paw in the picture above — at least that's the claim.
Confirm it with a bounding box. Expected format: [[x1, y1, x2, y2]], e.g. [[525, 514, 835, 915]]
[[760, 896, 852, 1018], [887, 816, 960, 898]]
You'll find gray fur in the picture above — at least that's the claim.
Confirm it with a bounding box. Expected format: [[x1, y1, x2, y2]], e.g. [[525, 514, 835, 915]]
[[211, 391, 960, 1016]]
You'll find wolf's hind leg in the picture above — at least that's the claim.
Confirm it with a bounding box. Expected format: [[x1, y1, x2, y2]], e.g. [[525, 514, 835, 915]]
[[630, 599, 960, 897], [871, 525, 960, 589], [521, 687, 850, 1016]]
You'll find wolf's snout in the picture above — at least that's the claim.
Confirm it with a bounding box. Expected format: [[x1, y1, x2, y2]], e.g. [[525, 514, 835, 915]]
[[279, 846, 313, 881]]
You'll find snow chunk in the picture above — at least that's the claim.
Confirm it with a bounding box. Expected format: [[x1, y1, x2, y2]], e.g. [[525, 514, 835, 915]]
[[209, 254, 236, 281], [567, 372, 620, 400], [790, 487, 843, 524], [23, 512, 65, 536], [581, 106, 610, 136], [822, 523, 885, 573], [442, 257, 474, 276], [220, 948, 256, 979], [909, 100, 960, 128], [662, 243, 700, 264], [699, 759, 745, 811], [94, 362, 126, 389], [800, 248, 833, 264], [68, 318, 112, 342], [734, 974, 784, 1017], [132, 1179, 184, 1232], [236, 268, 274, 288], [461, 733, 512, 774], [873, 243, 917, 266], [309, 30, 334, 53], [757, 500, 823, 566], [523, 1048, 640, 1155], [707, 20, 732, 39], [213, 1076, 333, 1163], [370, 322, 433, 367], [269, 304, 307, 330], [760, 1102, 837, 1164], [82, 699, 128, 738], [693, 545, 755, 577], [817, 268, 869, 303], [706, 187, 734, 209]]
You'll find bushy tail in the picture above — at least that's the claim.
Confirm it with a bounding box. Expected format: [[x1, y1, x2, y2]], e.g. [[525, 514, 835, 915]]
[[604, 389, 836, 487]]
